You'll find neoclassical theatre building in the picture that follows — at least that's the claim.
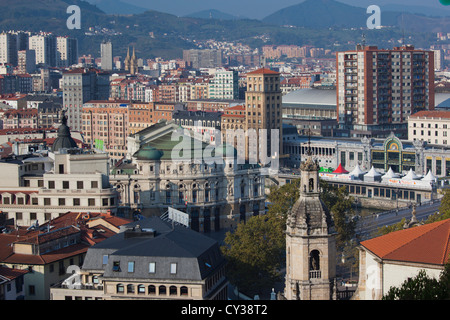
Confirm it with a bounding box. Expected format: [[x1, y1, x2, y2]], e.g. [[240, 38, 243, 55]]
[[110, 120, 266, 232]]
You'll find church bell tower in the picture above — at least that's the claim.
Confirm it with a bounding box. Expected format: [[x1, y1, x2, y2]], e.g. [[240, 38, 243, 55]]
[[285, 146, 337, 300]]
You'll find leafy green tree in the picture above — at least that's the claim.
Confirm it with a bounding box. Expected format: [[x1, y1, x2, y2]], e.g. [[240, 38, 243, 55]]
[[376, 218, 407, 236], [323, 182, 356, 247], [266, 178, 300, 219], [220, 212, 285, 296]]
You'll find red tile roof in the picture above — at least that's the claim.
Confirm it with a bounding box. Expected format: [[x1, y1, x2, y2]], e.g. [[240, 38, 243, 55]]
[[0, 211, 132, 265], [225, 105, 245, 111], [410, 110, 450, 119], [246, 68, 280, 75], [0, 265, 28, 280], [361, 218, 450, 265], [2, 243, 90, 265]]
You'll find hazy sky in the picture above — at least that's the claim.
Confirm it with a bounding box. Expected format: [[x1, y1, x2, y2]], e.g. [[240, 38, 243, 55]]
[[110, 0, 450, 19]]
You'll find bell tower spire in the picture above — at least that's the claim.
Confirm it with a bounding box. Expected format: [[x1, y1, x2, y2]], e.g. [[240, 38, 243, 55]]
[[284, 146, 337, 300]]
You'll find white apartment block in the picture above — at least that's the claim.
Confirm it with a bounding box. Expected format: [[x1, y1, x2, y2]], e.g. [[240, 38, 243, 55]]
[[0, 33, 18, 66], [56, 37, 78, 68], [29, 34, 56, 67], [0, 150, 118, 227], [408, 110, 450, 145], [208, 69, 239, 100]]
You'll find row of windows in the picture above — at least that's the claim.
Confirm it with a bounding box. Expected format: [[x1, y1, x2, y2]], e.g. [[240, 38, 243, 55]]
[[412, 122, 448, 129], [42, 197, 114, 207], [9, 211, 68, 222], [103, 257, 178, 275], [329, 183, 419, 201], [48, 180, 99, 189], [116, 284, 189, 296], [412, 130, 448, 137]]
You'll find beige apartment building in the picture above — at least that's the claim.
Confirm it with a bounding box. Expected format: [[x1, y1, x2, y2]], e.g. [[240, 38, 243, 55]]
[[82, 100, 176, 164], [408, 110, 450, 145], [82, 99, 131, 164], [244, 68, 283, 161]]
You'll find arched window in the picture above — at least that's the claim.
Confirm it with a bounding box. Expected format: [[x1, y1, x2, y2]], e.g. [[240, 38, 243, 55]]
[[180, 286, 188, 296], [116, 283, 124, 293], [169, 286, 177, 296], [127, 284, 135, 294], [159, 285, 167, 295], [138, 284, 145, 294], [309, 250, 321, 279], [148, 285, 156, 295], [309, 178, 314, 192]]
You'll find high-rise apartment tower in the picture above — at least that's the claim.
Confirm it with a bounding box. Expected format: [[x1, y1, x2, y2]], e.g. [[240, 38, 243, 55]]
[[336, 45, 434, 139]]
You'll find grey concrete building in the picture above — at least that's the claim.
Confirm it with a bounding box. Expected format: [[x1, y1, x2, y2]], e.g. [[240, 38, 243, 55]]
[[61, 68, 110, 132], [100, 41, 113, 71]]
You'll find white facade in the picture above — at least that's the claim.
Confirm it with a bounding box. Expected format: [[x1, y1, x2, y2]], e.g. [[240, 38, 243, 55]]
[[208, 69, 239, 100], [357, 248, 443, 300], [0, 33, 17, 66], [29, 34, 55, 67], [0, 272, 26, 300], [0, 151, 118, 227], [408, 111, 450, 145]]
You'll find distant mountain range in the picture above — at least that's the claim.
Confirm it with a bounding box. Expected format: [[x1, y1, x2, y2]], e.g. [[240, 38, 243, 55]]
[[84, 0, 450, 19], [184, 9, 248, 21], [87, 0, 148, 15], [263, 0, 400, 28], [1, 0, 450, 59]]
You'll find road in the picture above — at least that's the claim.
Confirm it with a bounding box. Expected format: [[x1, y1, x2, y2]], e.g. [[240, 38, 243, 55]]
[[356, 200, 441, 240]]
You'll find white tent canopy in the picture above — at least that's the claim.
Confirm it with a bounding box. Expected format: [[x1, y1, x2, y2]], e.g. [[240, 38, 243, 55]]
[[364, 166, 382, 177], [350, 163, 366, 177], [402, 168, 420, 180], [422, 170, 437, 182], [382, 167, 400, 179]]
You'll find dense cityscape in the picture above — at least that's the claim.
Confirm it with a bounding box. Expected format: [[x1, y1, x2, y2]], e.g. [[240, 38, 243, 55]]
[[0, 0, 449, 308]]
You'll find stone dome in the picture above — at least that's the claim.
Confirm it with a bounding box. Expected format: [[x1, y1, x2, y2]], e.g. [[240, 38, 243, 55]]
[[134, 145, 164, 161], [52, 114, 77, 152]]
